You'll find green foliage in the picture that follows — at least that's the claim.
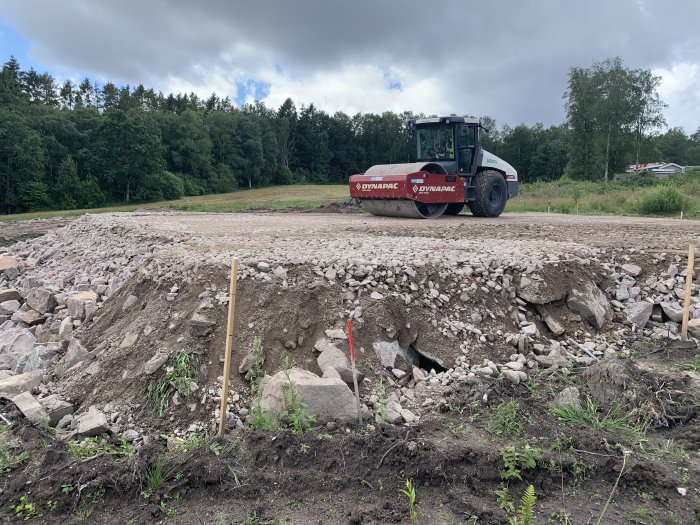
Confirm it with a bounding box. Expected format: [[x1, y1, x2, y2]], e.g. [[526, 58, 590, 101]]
[[147, 352, 196, 417], [141, 459, 173, 493], [281, 363, 316, 433], [20, 181, 51, 211], [499, 445, 541, 481], [376, 379, 388, 424], [488, 401, 525, 438], [66, 437, 132, 459], [13, 494, 43, 521], [510, 484, 537, 525], [0, 427, 29, 473], [637, 185, 692, 215], [398, 478, 418, 525], [550, 398, 646, 445]]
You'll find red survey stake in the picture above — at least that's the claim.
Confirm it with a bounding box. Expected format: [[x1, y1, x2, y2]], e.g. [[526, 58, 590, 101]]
[[346, 318, 356, 361]]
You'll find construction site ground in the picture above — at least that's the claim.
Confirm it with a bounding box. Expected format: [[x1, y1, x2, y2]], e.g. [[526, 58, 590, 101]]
[[1, 210, 699, 525]]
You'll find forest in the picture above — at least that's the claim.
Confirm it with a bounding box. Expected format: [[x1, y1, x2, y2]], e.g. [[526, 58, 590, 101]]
[[1, 55, 699, 214]]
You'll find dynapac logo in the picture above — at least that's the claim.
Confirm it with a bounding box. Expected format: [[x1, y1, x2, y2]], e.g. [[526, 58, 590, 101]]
[[356, 182, 398, 190], [413, 185, 457, 192]]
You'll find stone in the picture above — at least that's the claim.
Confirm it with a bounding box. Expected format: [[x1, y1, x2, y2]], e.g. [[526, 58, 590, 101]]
[[25, 288, 57, 315], [122, 295, 139, 311], [0, 289, 21, 302], [400, 408, 418, 423], [74, 406, 110, 437], [38, 394, 74, 426], [0, 256, 20, 274], [370, 291, 384, 300], [0, 300, 20, 315], [324, 328, 347, 340], [0, 327, 36, 370], [621, 264, 642, 277], [122, 429, 140, 442], [688, 319, 700, 339], [566, 281, 611, 329], [520, 323, 538, 336], [0, 371, 43, 397], [239, 351, 259, 375], [17, 309, 44, 326], [22, 346, 50, 373], [119, 332, 139, 348], [189, 312, 216, 327], [660, 302, 683, 323], [626, 301, 653, 329], [551, 386, 581, 409], [502, 370, 527, 385], [322, 367, 341, 380], [56, 414, 73, 430], [412, 367, 427, 382], [60, 338, 89, 373], [392, 368, 407, 379], [144, 351, 169, 375], [317, 345, 359, 384], [66, 291, 98, 319], [59, 317, 73, 340], [259, 368, 357, 423], [11, 392, 49, 425]]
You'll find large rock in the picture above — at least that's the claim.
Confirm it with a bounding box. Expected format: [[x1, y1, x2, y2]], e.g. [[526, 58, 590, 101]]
[[0, 300, 20, 315], [21, 346, 50, 373], [0, 371, 43, 398], [626, 301, 654, 329], [38, 394, 74, 426], [59, 338, 89, 374], [16, 309, 44, 326], [0, 328, 36, 370], [566, 281, 611, 329], [66, 291, 98, 319], [317, 344, 357, 384], [0, 256, 20, 274], [688, 318, 700, 339], [517, 275, 567, 304], [11, 392, 49, 425], [259, 368, 357, 424], [74, 406, 109, 437], [25, 288, 57, 315], [660, 302, 684, 323], [621, 264, 642, 277], [0, 289, 21, 302], [551, 386, 581, 409]]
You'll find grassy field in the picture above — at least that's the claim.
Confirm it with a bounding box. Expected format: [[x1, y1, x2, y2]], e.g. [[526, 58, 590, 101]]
[[0, 185, 349, 221], [2, 172, 699, 222]]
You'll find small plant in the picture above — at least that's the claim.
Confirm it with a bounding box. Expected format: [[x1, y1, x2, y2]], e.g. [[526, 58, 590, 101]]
[[638, 186, 692, 216], [61, 484, 74, 494], [74, 507, 94, 522], [509, 485, 537, 525], [249, 336, 266, 382], [677, 351, 700, 372], [281, 364, 315, 433], [141, 459, 174, 493], [46, 500, 57, 512], [489, 401, 525, 438], [299, 443, 310, 454], [548, 510, 573, 524], [377, 379, 388, 424], [147, 352, 197, 416], [495, 485, 515, 513], [13, 494, 43, 521], [399, 478, 417, 525], [66, 437, 132, 459], [500, 445, 540, 481], [550, 398, 646, 446], [0, 440, 29, 473]]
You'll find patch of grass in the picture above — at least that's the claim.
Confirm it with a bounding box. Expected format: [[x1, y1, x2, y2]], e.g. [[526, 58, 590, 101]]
[[0, 427, 29, 474], [147, 352, 197, 417], [74, 507, 93, 522], [140, 459, 175, 494], [376, 378, 388, 424], [549, 398, 646, 446], [676, 350, 700, 372], [1, 184, 348, 222], [66, 437, 132, 459], [655, 439, 689, 462], [488, 401, 525, 438]]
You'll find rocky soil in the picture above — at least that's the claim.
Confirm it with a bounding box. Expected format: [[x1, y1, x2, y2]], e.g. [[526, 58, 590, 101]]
[[0, 210, 699, 524]]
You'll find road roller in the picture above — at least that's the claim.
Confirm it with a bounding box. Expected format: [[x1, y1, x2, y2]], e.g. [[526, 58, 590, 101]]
[[349, 116, 518, 218]]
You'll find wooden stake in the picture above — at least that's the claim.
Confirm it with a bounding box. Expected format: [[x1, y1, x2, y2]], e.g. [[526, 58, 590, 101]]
[[346, 319, 362, 424], [681, 245, 695, 342], [218, 258, 239, 437]]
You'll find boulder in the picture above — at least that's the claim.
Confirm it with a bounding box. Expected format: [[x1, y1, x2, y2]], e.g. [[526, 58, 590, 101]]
[[0, 328, 36, 370], [551, 386, 581, 409], [11, 392, 49, 425], [324, 328, 347, 340], [74, 406, 109, 437], [259, 368, 357, 424], [38, 394, 74, 426], [0, 289, 21, 302], [21, 346, 50, 373], [17, 309, 44, 326], [660, 302, 684, 323], [0, 371, 43, 398], [688, 318, 700, 339], [59, 338, 88, 374], [317, 345, 360, 384], [0, 256, 20, 274], [143, 351, 169, 375], [66, 291, 98, 319], [58, 317, 73, 340], [0, 300, 20, 315], [566, 281, 611, 329], [626, 301, 653, 329], [25, 288, 57, 315]]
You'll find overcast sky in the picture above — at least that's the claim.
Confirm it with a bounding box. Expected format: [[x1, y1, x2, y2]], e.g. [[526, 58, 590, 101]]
[[1, 0, 699, 132]]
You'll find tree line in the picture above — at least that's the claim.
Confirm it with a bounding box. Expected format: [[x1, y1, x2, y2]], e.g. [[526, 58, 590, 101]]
[[1, 55, 699, 214]]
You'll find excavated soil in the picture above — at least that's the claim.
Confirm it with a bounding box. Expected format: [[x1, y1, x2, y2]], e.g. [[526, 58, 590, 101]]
[[0, 210, 699, 524]]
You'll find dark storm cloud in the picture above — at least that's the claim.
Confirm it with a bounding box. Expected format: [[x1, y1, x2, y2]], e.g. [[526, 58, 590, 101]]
[[3, 0, 699, 127]]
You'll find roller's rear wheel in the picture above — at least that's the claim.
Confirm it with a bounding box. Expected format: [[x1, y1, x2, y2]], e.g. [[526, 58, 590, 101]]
[[444, 203, 465, 216], [468, 170, 507, 217]]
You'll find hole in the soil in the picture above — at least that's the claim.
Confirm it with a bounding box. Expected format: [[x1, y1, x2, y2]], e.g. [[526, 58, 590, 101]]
[[372, 340, 447, 373]]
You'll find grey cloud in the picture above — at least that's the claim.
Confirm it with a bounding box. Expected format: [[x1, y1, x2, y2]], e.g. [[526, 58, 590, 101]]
[[3, 0, 699, 127]]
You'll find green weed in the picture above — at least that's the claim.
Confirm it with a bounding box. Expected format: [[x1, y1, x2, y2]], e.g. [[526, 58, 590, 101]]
[[489, 401, 525, 438], [13, 494, 42, 521], [146, 352, 197, 416], [0, 428, 29, 474], [500, 445, 540, 481], [66, 437, 132, 459], [377, 379, 388, 424], [399, 478, 418, 525]]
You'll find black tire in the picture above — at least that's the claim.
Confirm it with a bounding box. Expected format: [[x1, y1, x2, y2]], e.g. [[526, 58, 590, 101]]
[[468, 170, 507, 217], [444, 203, 465, 216]]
